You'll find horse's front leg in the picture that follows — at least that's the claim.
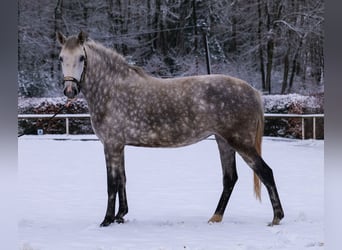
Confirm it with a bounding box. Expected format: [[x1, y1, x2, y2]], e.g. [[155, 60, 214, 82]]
[[100, 144, 128, 227], [114, 150, 128, 224]]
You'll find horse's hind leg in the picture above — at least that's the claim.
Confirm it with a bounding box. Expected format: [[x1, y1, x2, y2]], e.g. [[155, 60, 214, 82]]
[[209, 135, 238, 223], [235, 143, 284, 226]]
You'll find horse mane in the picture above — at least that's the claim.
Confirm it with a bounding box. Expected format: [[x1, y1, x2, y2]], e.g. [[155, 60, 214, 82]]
[[85, 39, 147, 78], [128, 64, 147, 77]]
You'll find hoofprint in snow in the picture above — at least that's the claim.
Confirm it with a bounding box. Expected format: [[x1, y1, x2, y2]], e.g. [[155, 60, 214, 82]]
[[18, 135, 323, 250]]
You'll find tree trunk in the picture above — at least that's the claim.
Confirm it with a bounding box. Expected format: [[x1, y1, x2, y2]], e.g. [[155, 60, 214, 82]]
[[265, 0, 283, 94], [121, 0, 129, 54], [265, 37, 274, 94], [230, 15, 237, 53], [51, 0, 64, 82], [146, 0, 154, 55], [192, 0, 198, 50], [281, 49, 289, 94], [153, 0, 166, 54], [257, 0, 266, 91], [288, 37, 303, 92]]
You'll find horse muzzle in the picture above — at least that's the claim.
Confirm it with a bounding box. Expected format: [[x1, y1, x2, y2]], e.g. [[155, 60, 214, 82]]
[[63, 76, 81, 99]]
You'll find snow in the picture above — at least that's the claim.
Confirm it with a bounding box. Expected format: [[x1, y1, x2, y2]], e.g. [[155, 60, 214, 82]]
[[18, 97, 66, 109], [18, 135, 324, 250], [263, 94, 322, 112]]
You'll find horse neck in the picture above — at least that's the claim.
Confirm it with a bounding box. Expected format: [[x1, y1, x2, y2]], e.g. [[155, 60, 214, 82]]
[[82, 43, 129, 96]]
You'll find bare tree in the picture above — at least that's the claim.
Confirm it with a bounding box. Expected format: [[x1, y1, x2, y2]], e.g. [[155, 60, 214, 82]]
[[18, 0, 324, 97]]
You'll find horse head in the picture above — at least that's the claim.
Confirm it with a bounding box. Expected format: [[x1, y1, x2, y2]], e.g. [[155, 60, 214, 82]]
[[57, 31, 88, 100]]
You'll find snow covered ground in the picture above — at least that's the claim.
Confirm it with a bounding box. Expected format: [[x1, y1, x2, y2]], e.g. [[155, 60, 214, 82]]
[[18, 135, 324, 250]]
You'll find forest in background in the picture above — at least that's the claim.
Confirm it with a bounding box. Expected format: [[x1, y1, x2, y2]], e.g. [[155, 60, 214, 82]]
[[18, 0, 324, 97]]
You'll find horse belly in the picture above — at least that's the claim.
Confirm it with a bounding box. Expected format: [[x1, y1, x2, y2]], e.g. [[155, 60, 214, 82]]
[[125, 123, 212, 148]]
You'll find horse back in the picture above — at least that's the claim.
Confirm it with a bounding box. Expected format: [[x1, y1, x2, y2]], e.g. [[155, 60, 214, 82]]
[[160, 74, 263, 122]]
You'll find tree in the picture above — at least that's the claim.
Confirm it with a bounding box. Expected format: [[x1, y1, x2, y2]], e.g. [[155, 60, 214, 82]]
[[18, 0, 324, 97]]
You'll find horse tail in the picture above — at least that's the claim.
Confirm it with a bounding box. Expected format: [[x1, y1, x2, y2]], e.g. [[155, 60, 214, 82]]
[[254, 93, 264, 202]]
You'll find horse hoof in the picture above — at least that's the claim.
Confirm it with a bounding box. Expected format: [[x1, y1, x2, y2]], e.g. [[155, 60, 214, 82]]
[[208, 214, 223, 223], [115, 216, 125, 224], [100, 217, 115, 227], [268, 218, 281, 227], [268, 210, 284, 226]]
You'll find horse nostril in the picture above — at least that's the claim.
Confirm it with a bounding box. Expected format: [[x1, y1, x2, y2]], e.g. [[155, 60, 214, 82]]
[[64, 88, 76, 99]]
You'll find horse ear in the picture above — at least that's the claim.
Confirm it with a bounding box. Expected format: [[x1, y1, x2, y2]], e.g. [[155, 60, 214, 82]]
[[56, 31, 66, 45], [78, 31, 88, 44]]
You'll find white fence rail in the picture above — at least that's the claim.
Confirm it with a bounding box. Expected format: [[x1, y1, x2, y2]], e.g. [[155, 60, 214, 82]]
[[18, 113, 324, 139]]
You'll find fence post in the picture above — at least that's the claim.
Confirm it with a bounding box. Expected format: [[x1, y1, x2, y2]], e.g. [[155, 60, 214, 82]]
[[301, 117, 305, 140], [66, 117, 69, 135], [313, 117, 316, 139]]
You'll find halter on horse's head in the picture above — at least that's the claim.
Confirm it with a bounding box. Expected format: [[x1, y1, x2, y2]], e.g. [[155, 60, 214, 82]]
[[57, 31, 88, 100]]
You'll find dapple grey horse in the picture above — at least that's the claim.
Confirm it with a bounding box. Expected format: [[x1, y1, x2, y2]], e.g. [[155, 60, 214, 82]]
[[57, 31, 284, 227]]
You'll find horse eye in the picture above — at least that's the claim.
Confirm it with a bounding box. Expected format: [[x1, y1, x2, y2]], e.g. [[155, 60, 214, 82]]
[[79, 55, 85, 62], [59, 56, 63, 62]]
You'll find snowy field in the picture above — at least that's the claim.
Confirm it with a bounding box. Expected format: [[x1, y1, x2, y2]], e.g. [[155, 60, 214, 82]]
[[18, 135, 324, 250]]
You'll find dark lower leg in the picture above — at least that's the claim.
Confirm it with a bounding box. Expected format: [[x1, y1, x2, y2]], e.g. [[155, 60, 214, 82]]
[[100, 146, 125, 227], [209, 173, 237, 222], [115, 177, 128, 223], [100, 173, 118, 227], [224, 136, 284, 226], [209, 136, 237, 223], [253, 157, 284, 225], [257, 159, 284, 225]]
